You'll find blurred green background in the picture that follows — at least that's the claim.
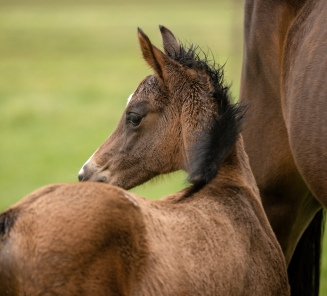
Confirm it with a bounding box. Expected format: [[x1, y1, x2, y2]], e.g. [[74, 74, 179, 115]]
[[0, 0, 326, 293]]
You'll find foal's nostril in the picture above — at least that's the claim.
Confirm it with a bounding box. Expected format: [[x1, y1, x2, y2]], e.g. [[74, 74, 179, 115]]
[[78, 165, 89, 182], [78, 165, 86, 182], [77, 163, 107, 183], [78, 173, 84, 182]]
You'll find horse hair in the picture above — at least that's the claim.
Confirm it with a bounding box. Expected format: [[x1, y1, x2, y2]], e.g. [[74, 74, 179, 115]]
[[168, 43, 247, 191], [0, 210, 17, 236]]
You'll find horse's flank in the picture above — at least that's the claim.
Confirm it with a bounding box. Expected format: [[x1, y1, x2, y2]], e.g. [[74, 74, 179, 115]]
[[241, 0, 327, 294]]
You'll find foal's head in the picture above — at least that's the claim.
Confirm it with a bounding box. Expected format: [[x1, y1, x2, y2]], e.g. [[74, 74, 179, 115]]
[[78, 26, 243, 190]]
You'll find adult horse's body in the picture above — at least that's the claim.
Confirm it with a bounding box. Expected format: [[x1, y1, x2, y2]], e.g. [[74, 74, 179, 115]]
[[240, 0, 327, 294], [0, 27, 290, 295]]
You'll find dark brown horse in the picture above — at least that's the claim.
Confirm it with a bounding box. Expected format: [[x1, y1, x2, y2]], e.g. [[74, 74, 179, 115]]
[[0, 27, 290, 295], [240, 1, 327, 295]]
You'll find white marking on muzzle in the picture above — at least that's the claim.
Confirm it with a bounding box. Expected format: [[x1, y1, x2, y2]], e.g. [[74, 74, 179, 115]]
[[126, 92, 134, 106], [78, 148, 99, 176]]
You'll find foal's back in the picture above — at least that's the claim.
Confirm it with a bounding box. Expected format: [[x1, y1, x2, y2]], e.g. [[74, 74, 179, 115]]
[[139, 194, 288, 295]]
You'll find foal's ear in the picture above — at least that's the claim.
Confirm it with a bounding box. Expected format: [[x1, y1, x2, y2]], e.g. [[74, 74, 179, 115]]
[[138, 27, 168, 81], [159, 25, 180, 57]]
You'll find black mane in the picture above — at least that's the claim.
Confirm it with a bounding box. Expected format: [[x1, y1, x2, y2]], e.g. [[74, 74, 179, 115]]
[[0, 210, 17, 237], [167, 43, 247, 191]]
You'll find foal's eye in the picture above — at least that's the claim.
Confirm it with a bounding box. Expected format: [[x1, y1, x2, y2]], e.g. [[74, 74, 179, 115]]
[[126, 113, 143, 126]]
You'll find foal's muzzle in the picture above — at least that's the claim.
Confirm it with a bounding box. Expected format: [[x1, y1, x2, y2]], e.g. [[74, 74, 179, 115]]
[[78, 164, 108, 183]]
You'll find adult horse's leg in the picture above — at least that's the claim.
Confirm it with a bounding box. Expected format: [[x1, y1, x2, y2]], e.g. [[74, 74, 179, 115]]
[[240, 1, 324, 295], [288, 208, 325, 296]]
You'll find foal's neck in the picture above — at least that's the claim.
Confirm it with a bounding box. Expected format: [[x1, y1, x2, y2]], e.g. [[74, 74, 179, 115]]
[[163, 136, 260, 205], [199, 136, 260, 200], [182, 136, 261, 207]]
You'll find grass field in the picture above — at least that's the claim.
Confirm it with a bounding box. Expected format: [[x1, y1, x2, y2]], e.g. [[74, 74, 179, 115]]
[[1, 0, 326, 293]]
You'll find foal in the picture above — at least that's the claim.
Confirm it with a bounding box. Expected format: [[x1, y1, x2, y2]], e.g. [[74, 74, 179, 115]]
[[0, 26, 289, 295]]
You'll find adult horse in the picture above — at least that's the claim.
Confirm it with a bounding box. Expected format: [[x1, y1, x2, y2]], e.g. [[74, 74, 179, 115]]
[[0, 27, 289, 295], [240, 1, 327, 295]]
